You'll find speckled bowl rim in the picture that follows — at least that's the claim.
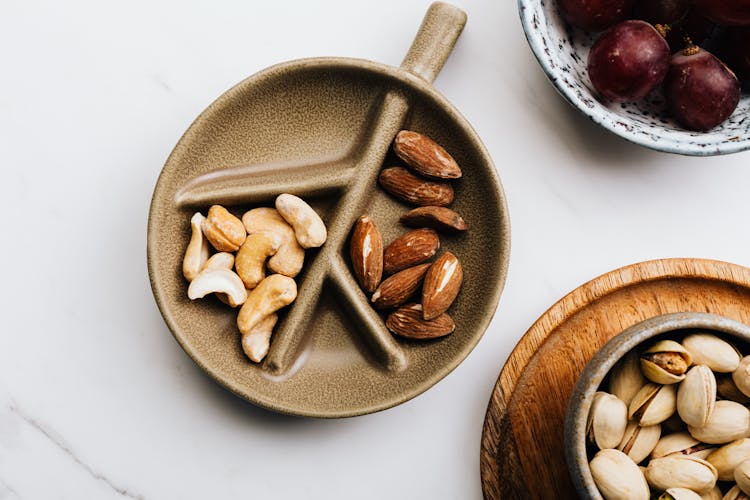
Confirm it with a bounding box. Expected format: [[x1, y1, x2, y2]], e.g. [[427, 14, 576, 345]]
[[518, 0, 750, 156], [564, 312, 750, 498], [147, 56, 511, 418]]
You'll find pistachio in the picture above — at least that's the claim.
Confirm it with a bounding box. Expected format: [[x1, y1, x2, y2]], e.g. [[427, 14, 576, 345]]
[[652, 432, 716, 460], [688, 401, 750, 445], [590, 449, 650, 500], [682, 333, 741, 373], [659, 488, 703, 500], [724, 485, 750, 500], [645, 455, 718, 493], [736, 458, 750, 495], [618, 421, 661, 464], [629, 383, 677, 426], [699, 487, 723, 500], [678, 365, 717, 428], [588, 392, 629, 450], [706, 438, 750, 481], [718, 374, 750, 404], [641, 340, 692, 384], [733, 356, 750, 398], [610, 351, 647, 406]]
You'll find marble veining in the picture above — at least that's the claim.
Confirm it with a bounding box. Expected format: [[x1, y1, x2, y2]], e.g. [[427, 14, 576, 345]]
[[9, 405, 144, 500], [0, 477, 21, 499]]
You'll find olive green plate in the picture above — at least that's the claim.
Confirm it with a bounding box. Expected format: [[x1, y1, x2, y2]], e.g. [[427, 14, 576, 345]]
[[147, 2, 510, 418]]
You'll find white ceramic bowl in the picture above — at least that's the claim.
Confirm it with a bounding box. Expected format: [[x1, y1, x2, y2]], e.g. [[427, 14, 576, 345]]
[[518, 0, 750, 156]]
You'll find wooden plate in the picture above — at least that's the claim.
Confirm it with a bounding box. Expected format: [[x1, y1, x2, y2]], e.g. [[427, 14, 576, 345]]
[[480, 258, 750, 498], [147, 3, 510, 418]]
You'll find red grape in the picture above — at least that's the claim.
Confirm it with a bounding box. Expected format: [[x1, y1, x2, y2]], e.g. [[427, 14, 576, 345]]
[[691, 0, 750, 26], [588, 21, 671, 101], [663, 46, 741, 131], [558, 0, 635, 31], [633, 0, 689, 25]]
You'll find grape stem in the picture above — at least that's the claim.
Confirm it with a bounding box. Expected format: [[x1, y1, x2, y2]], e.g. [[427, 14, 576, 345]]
[[683, 41, 700, 56], [655, 24, 671, 38]]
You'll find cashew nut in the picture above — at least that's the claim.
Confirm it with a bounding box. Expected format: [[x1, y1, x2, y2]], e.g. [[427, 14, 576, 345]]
[[235, 232, 281, 290], [201, 205, 246, 252], [188, 268, 248, 307], [242, 208, 304, 277], [241, 314, 278, 363], [275, 193, 327, 249], [199, 252, 238, 306], [237, 274, 297, 335], [201, 252, 235, 272], [182, 212, 210, 281]]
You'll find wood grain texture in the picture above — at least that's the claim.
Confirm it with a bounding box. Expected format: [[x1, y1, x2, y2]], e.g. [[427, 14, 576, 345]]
[[480, 258, 750, 499]]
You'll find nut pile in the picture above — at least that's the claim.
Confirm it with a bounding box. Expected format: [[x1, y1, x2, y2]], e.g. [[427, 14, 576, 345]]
[[181, 194, 326, 363], [587, 333, 750, 499], [350, 130, 468, 340]]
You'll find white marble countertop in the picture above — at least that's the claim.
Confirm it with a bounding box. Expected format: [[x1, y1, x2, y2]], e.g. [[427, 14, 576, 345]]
[[2, 1, 750, 498]]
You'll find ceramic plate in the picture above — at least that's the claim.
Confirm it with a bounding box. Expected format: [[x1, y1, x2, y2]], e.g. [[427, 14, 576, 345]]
[[148, 4, 510, 417]]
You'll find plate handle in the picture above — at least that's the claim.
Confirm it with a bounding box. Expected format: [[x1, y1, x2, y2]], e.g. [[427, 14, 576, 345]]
[[400, 2, 467, 83]]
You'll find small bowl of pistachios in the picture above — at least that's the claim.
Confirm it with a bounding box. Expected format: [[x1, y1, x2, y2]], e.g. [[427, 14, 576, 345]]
[[565, 312, 750, 500]]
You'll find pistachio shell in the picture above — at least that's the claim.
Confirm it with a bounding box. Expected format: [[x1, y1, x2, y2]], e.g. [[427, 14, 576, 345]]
[[724, 485, 750, 500], [660, 488, 703, 500], [734, 356, 750, 398], [646, 455, 718, 494], [588, 392, 628, 450], [590, 449, 650, 500], [641, 340, 692, 384], [682, 334, 741, 373], [629, 383, 677, 426], [652, 432, 705, 459], [610, 351, 647, 406], [642, 359, 688, 384], [706, 439, 750, 481], [688, 401, 750, 445], [678, 365, 717, 428], [736, 459, 750, 495], [618, 421, 661, 464], [647, 339, 693, 362], [718, 375, 750, 404], [700, 486, 723, 500]]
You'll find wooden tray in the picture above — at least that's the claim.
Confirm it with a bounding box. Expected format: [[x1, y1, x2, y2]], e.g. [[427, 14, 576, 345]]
[[480, 258, 750, 499]]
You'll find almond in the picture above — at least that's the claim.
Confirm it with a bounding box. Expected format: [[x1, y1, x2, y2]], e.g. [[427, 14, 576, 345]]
[[349, 215, 383, 293], [393, 130, 462, 179], [371, 263, 431, 309], [400, 206, 468, 232], [386, 303, 455, 340], [422, 252, 463, 320], [383, 228, 440, 274], [378, 167, 454, 207]]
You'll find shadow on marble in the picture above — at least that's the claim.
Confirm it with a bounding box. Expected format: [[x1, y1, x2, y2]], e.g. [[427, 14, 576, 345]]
[[516, 43, 680, 169], [550, 96, 671, 168]]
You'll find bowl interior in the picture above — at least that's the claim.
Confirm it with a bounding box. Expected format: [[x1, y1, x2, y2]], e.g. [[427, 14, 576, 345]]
[[519, 0, 750, 155], [565, 312, 750, 499], [147, 58, 510, 417]]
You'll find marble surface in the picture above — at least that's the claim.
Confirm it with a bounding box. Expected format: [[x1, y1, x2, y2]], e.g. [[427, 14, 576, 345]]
[[1, 0, 749, 498]]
